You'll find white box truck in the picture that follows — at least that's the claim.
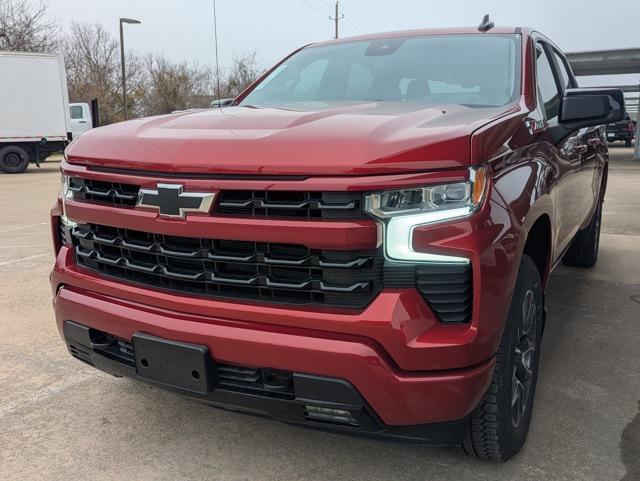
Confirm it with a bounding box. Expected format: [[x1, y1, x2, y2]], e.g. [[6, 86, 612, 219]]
[[0, 51, 72, 173]]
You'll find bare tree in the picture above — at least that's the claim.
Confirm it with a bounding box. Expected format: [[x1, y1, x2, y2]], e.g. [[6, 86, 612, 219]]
[[222, 50, 260, 98], [63, 22, 144, 124], [0, 0, 59, 52], [142, 54, 214, 115]]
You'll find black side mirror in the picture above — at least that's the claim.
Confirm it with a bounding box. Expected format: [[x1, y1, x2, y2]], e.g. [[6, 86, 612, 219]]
[[560, 88, 625, 130]]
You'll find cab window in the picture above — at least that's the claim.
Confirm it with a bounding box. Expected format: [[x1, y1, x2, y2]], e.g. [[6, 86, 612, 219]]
[[535, 43, 561, 122], [551, 49, 573, 91], [70, 105, 84, 120]]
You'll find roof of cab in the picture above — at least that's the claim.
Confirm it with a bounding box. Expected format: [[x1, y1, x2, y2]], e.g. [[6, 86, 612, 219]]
[[313, 26, 529, 47]]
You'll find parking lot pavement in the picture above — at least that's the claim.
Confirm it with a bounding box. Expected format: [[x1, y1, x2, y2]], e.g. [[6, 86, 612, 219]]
[[1, 149, 639, 481]]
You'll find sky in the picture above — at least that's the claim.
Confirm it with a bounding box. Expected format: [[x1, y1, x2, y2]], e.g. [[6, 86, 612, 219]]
[[46, 0, 640, 88]]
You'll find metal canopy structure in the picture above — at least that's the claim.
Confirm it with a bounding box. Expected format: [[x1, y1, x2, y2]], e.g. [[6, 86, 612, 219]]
[[566, 48, 640, 76], [566, 49, 640, 159]]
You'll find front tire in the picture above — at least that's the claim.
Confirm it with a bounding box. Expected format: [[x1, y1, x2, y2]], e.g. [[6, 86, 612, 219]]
[[0, 146, 30, 173], [463, 255, 543, 461], [562, 199, 602, 268]]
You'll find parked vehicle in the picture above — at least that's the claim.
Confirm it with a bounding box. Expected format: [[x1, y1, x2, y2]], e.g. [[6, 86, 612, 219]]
[[69, 103, 93, 139], [606, 112, 635, 147], [51, 25, 623, 461], [0, 51, 71, 173]]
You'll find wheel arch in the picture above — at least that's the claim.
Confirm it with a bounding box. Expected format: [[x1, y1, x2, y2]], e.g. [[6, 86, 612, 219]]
[[522, 213, 552, 288]]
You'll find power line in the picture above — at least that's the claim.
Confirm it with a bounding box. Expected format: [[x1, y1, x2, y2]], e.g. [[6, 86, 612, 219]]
[[340, 3, 365, 33], [297, 0, 331, 17], [343, 16, 362, 35], [264, 0, 328, 36], [317, 0, 333, 10]]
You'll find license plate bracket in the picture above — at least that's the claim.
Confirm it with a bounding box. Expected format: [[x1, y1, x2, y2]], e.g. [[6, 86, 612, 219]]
[[132, 333, 214, 394]]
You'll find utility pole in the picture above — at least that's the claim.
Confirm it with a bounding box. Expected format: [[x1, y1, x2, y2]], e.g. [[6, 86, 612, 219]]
[[330, 1, 344, 39]]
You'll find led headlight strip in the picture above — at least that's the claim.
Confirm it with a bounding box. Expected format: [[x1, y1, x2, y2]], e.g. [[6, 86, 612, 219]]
[[365, 167, 487, 264]]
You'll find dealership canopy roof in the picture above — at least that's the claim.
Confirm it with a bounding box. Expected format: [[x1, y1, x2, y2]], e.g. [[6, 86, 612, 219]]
[[565, 49, 640, 115], [566, 48, 640, 158], [566, 48, 640, 76]]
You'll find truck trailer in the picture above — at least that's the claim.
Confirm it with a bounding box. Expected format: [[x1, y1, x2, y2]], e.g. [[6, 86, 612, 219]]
[[0, 51, 72, 173]]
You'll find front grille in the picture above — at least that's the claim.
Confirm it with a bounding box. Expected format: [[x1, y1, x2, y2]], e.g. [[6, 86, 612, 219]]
[[68, 177, 366, 220], [217, 191, 366, 219], [69, 177, 139, 207], [72, 223, 383, 309]]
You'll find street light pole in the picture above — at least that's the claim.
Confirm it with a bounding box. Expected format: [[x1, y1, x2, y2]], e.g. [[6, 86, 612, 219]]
[[119, 17, 141, 121], [635, 81, 640, 160]]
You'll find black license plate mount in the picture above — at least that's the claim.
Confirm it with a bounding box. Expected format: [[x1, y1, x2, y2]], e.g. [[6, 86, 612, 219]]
[[132, 333, 214, 394]]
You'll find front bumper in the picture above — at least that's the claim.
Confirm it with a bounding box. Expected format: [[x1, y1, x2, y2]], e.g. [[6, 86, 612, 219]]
[[53, 282, 494, 432], [607, 132, 634, 141], [63, 320, 471, 444]]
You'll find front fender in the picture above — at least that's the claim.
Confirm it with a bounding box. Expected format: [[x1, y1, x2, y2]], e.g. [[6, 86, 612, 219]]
[[491, 150, 556, 289]]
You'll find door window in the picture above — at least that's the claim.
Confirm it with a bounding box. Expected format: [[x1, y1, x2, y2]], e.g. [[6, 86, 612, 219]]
[[552, 49, 573, 91], [70, 105, 84, 120], [535, 43, 561, 122]]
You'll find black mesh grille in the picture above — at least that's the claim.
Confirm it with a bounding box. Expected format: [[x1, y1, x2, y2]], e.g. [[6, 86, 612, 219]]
[[69, 177, 139, 207], [415, 264, 473, 324], [72, 223, 383, 309], [216, 364, 295, 400], [214, 190, 365, 219]]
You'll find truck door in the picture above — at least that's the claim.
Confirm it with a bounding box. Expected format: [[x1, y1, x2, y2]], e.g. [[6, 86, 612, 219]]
[[549, 47, 604, 229], [69, 103, 92, 138], [534, 41, 592, 259]]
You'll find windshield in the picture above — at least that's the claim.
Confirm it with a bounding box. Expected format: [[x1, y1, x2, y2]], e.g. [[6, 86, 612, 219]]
[[240, 34, 520, 110]]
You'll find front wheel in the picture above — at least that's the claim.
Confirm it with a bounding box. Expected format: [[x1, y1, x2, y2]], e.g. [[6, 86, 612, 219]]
[[463, 255, 543, 461]]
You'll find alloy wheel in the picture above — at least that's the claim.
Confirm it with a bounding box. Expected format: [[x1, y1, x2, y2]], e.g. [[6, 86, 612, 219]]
[[511, 289, 537, 428]]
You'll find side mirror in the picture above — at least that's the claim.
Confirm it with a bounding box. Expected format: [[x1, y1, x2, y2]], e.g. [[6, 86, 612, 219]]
[[560, 88, 625, 130]]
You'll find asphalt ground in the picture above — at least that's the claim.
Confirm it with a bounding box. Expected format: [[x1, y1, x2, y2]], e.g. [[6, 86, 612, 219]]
[[1, 147, 639, 480]]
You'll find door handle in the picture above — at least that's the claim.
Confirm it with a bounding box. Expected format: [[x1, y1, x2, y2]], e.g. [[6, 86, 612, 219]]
[[575, 144, 588, 154]]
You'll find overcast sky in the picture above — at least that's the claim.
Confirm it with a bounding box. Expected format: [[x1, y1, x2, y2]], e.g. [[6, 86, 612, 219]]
[[47, 0, 640, 87]]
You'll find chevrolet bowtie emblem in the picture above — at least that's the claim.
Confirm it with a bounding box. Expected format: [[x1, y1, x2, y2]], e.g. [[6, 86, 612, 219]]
[[137, 184, 215, 218]]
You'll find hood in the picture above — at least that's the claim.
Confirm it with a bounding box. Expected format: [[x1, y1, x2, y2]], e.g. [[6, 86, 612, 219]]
[[66, 102, 514, 176]]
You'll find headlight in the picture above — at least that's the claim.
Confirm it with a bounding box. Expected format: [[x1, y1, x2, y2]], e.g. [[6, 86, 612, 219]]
[[365, 167, 487, 263], [59, 174, 77, 244]]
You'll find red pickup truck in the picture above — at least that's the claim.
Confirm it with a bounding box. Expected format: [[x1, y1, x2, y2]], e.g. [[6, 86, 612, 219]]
[[51, 26, 624, 461]]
